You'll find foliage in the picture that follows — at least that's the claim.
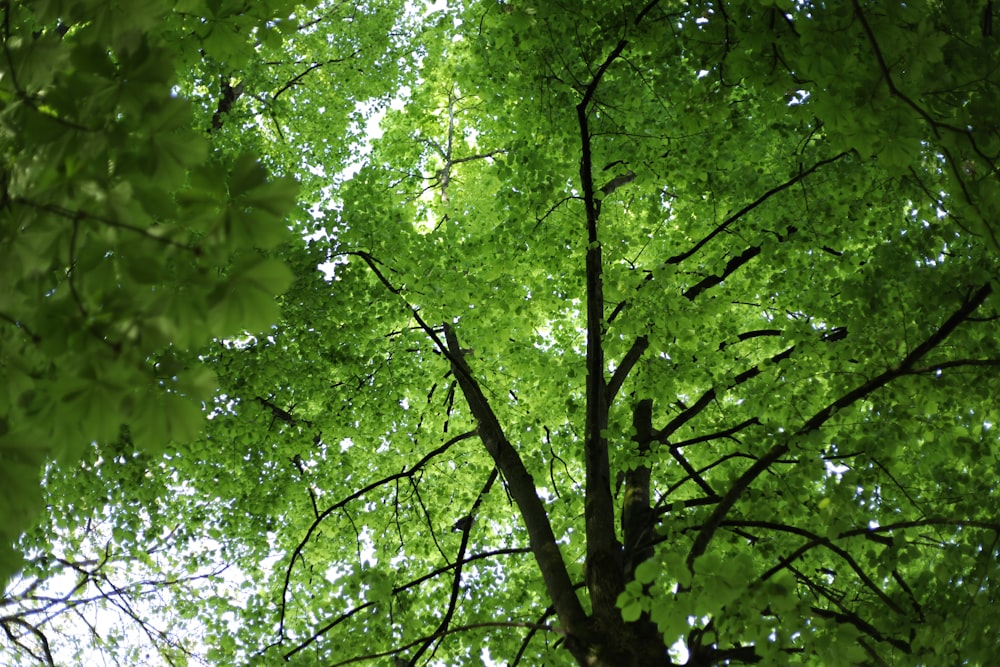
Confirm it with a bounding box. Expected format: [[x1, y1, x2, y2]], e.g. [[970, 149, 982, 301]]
[[7, 1, 1000, 666], [0, 0, 300, 582]]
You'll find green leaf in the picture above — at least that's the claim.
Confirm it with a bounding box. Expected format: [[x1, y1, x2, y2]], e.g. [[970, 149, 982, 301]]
[[620, 599, 642, 623], [633, 558, 659, 585], [228, 154, 270, 198], [208, 258, 294, 335], [127, 391, 206, 452]]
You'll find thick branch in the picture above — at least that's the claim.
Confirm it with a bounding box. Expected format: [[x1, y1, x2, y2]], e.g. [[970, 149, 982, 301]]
[[686, 283, 993, 568], [271, 52, 359, 100], [577, 39, 630, 625], [666, 154, 847, 266], [809, 607, 911, 654], [255, 396, 297, 424], [668, 417, 762, 450], [210, 76, 244, 132], [654, 345, 796, 443], [683, 245, 760, 300], [442, 326, 589, 639], [608, 335, 648, 403], [622, 399, 653, 578], [607, 153, 848, 325], [345, 251, 587, 639], [728, 520, 905, 616]]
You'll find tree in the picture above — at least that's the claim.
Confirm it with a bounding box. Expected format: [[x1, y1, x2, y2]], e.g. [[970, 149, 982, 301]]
[[8, 1, 1000, 666]]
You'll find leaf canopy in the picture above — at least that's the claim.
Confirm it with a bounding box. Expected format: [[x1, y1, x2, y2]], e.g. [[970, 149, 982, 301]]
[[6, 1, 1000, 666]]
